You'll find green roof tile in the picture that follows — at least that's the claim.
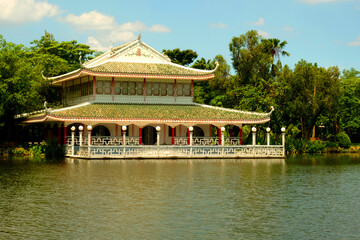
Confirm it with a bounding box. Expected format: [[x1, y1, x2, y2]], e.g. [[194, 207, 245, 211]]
[[86, 62, 214, 76], [45, 103, 271, 123]]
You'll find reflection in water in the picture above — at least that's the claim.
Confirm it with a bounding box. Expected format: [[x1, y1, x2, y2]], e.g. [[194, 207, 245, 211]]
[[0, 156, 359, 239]]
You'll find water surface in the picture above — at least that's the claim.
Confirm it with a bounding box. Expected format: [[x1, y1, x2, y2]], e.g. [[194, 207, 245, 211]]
[[1, 154, 359, 239]]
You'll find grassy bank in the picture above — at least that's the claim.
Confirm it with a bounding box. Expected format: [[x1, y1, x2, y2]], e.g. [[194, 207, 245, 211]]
[[1, 140, 65, 161]]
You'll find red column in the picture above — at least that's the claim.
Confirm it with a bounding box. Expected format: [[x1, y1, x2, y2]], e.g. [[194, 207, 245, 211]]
[[187, 128, 190, 145], [240, 127, 243, 145], [139, 127, 142, 145], [218, 127, 221, 145], [171, 127, 175, 145], [63, 126, 67, 145], [209, 125, 212, 137], [57, 125, 61, 144]]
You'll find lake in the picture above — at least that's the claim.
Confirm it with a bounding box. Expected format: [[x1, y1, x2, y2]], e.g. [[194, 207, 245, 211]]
[[1, 154, 360, 239]]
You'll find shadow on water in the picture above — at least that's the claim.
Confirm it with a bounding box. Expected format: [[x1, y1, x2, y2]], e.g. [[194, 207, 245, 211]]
[[286, 153, 360, 166], [1, 154, 360, 239]]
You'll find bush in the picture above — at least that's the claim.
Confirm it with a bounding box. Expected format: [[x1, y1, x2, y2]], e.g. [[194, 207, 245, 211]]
[[44, 140, 65, 159], [336, 132, 352, 148], [307, 140, 326, 153]]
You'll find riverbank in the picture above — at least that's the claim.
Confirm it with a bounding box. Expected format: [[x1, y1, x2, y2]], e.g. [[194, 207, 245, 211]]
[[0, 140, 65, 160]]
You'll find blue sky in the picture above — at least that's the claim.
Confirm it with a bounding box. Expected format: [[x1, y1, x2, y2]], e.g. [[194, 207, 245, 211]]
[[1, 0, 359, 72]]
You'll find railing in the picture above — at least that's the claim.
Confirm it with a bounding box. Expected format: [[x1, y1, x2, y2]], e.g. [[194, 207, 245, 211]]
[[193, 137, 219, 145], [71, 145, 284, 158], [65, 135, 285, 159], [173, 137, 188, 145], [66, 136, 140, 146]]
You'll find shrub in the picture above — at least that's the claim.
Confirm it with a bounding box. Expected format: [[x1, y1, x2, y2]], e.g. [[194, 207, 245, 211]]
[[44, 140, 65, 159], [307, 140, 326, 153], [336, 132, 352, 148]]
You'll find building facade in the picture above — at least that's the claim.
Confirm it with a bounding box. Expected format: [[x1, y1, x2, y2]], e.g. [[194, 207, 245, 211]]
[[22, 37, 284, 159]]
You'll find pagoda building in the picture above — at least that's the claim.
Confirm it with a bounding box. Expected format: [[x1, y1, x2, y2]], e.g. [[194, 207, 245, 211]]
[[22, 37, 281, 158]]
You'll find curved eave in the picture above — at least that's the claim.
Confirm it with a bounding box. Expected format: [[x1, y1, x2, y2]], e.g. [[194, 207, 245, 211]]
[[51, 69, 215, 86], [23, 114, 270, 125]]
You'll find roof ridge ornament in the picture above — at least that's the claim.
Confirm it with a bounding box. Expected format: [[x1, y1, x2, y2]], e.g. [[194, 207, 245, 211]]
[[110, 40, 115, 55], [44, 101, 50, 114], [79, 55, 84, 68], [138, 27, 142, 41], [41, 70, 48, 80], [214, 61, 219, 71]]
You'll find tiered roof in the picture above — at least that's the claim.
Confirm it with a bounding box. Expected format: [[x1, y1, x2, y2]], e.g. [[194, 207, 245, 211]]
[[50, 38, 217, 85], [23, 103, 274, 125]]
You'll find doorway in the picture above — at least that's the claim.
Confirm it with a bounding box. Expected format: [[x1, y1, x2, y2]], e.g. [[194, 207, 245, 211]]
[[142, 126, 157, 145]]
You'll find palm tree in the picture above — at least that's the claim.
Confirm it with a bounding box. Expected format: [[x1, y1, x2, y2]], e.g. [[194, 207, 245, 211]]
[[263, 38, 290, 77]]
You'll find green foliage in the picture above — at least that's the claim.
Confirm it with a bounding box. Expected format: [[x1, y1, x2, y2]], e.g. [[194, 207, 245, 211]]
[[30, 31, 95, 75], [338, 69, 360, 142], [0, 32, 96, 140], [44, 139, 65, 159], [335, 132, 351, 148], [276, 60, 341, 139], [162, 48, 198, 66]]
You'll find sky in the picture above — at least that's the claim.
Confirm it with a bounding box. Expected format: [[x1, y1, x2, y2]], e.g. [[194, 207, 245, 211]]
[[0, 0, 359, 72]]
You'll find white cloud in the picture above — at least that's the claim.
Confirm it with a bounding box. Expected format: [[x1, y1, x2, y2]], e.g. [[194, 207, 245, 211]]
[[257, 30, 270, 38], [0, 0, 60, 24], [86, 36, 109, 52], [63, 11, 170, 33], [148, 24, 171, 32], [209, 22, 227, 29], [110, 31, 136, 42], [284, 26, 295, 32], [252, 17, 265, 26], [67, 11, 170, 51], [348, 35, 360, 46], [63, 11, 116, 31], [299, 0, 346, 4]]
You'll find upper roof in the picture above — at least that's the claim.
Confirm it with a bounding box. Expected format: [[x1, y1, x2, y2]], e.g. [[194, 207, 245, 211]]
[[49, 38, 217, 85], [22, 103, 274, 125]]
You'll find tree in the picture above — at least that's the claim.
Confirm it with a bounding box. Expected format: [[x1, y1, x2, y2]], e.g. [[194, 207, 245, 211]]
[[229, 30, 289, 86], [191, 55, 231, 106], [276, 60, 340, 139], [30, 31, 95, 76], [338, 68, 360, 142], [0, 35, 45, 129], [262, 38, 290, 77], [162, 48, 198, 66]]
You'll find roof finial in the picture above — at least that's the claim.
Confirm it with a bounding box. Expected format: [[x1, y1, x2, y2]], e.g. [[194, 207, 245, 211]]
[[110, 40, 115, 55], [138, 27, 142, 41]]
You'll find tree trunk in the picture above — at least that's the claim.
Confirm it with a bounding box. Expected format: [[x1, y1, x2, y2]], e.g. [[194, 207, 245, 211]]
[[311, 125, 316, 140]]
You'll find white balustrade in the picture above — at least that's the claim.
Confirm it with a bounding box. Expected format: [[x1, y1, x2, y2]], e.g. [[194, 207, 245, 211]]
[[64, 135, 285, 158], [173, 137, 188, 145], [193, 137, 220, 145], [74, 145, 284, 158]]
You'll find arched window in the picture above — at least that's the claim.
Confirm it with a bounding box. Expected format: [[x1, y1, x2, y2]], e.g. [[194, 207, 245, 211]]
[[92, 125, 110, 136], [193, 126, 204, 137]]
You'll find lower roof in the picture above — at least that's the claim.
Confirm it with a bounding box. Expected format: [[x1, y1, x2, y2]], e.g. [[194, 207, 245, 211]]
[[22, 103, 274, 125]]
